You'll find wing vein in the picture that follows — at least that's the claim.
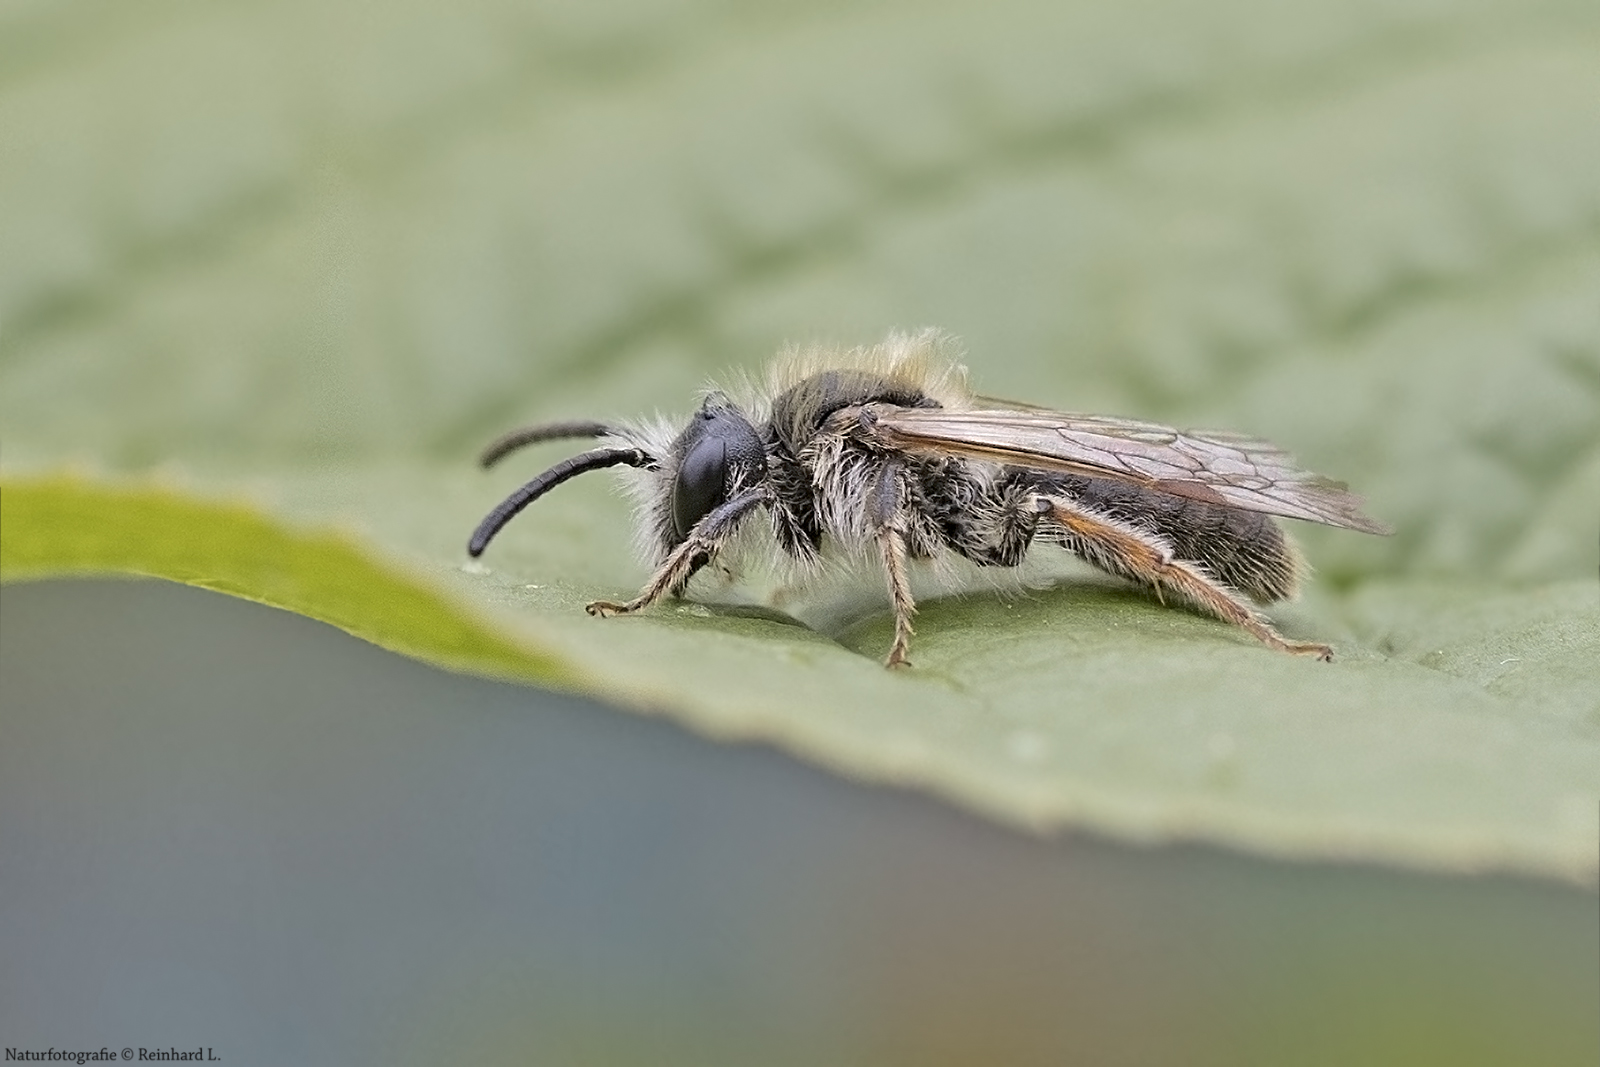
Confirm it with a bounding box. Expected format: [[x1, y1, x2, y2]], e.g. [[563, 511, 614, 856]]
[[872, 406, 1391, 534]]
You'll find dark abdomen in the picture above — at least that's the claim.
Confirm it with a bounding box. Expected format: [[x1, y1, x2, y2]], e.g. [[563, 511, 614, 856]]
[[1051, 474, 1300, 603]]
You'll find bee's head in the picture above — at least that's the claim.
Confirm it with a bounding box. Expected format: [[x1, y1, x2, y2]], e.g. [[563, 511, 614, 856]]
[[668, 393, 766, 545]]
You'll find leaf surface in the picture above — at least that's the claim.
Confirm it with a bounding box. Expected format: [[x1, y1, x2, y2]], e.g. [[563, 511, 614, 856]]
[[3, 0, 1597, 883]]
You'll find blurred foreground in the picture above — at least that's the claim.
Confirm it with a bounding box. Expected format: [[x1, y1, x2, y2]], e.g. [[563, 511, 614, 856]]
[[1, 579, 1594, 1066]]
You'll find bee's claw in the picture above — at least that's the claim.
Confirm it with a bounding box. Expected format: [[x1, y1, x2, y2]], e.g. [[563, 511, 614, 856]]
[[586, 600, 633, 617]]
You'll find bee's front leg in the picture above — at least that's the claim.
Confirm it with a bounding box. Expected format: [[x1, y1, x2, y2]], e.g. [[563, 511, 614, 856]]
[[584, 555, 696, 618], [586, 486, 768, 619]]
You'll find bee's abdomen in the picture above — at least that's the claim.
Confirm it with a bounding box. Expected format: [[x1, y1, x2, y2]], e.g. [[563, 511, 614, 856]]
[[1041, 474, 1301, 603]]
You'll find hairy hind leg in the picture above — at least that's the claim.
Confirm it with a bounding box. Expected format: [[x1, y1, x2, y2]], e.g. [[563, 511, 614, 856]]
[[1043, 497, 1333, 660]]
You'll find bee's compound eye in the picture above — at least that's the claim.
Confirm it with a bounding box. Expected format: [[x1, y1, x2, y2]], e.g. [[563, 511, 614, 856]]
[[672, 437, 729, 541]]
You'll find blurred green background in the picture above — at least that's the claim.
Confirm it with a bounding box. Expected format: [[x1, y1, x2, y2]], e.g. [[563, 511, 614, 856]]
[[2, 0, 1598, 1061]]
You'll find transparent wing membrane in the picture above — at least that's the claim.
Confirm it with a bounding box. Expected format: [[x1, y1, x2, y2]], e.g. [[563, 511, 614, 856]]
[[873, 407, 1392, 535]]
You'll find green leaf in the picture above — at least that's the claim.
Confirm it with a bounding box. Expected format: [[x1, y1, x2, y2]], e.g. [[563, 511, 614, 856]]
[[3, 0, 1598, 885]]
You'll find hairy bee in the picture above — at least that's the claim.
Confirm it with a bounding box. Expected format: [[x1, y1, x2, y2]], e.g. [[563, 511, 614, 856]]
[[468, 330, 1390, 667]]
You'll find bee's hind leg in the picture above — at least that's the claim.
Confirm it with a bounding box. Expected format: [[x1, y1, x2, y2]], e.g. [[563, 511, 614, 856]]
[[1043, 497, 1334, 661], [586, 487, 768, 618]]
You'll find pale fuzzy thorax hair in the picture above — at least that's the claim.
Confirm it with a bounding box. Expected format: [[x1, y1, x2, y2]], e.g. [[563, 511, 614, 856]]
[[713, 327, 977, 420]]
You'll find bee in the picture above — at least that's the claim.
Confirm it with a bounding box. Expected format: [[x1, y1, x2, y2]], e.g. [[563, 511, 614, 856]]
[[468, 330, 1390, 668]]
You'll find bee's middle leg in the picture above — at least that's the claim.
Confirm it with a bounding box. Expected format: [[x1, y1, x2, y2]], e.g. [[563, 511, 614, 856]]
[[875, 525, 916, 669], [871, 460, 917, 669]]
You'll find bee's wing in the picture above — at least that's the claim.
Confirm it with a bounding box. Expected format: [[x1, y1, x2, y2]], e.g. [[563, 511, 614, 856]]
[[873, 406, 1392, 534]]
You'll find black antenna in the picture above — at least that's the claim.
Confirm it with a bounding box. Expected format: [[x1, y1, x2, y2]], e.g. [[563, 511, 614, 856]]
[[469, 447, 652, 557], [479, 421, 620, 468]]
